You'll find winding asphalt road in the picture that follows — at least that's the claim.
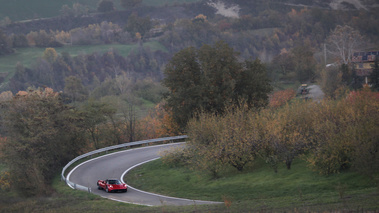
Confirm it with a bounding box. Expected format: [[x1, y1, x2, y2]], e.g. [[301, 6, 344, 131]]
[[307, 85, 325, 102], [67, 143, 221, 206]]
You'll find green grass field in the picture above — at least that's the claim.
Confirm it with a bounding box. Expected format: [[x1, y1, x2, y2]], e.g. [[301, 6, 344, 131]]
[[0, 41, 166, 82], [125, 158, 379, 212], [0, 0, 201, 21], [0, 0, 99, 21]]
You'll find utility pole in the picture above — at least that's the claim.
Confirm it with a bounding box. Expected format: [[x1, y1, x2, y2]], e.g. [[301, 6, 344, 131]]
[[324, 43, 327, 66]]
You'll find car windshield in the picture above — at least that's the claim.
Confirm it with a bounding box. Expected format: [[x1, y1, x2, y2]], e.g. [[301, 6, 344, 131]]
[[108, 180, 121, 184]]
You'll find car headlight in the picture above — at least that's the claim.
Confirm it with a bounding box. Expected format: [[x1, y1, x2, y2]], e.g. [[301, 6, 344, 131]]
[[108, 185, 113, 188]]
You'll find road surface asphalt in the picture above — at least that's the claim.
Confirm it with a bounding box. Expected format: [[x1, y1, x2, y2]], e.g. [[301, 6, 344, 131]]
[[67, 143, 221, 206]]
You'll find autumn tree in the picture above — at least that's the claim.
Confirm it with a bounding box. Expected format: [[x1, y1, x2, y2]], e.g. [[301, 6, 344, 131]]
[[163, 41, 272, 130], [327, 25, 364, 65], [141, 102, 181, 139], [64, 76, 89, 102], [269, 101, 314, 170], [174, 87, 378, 177], [346, 88, 379, 177], [1, 88, 86, 196], [125, 13, 152, 39], [185, 101, 310, 174], [0, 91, 13, 102], [212, 105, 260, 172], [60, 3, 88, 18], [27, 30, 63, 47], [0, 16, 11, 27], [80, 100, 115, 148], [320, 65, 343, 98], [306, 88, 379, 175], [186, 111, 224, 178], [43, 48, 58, 64]]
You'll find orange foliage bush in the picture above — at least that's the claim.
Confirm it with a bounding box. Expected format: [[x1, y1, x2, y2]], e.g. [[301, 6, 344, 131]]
[[141, 103, 181, 139], [346, 84, 379, 103], [269, 89, 296, 108], [307, 87, 379, 175]]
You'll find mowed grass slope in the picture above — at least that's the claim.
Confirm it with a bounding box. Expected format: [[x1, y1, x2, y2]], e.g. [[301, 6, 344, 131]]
[[126, 158, 379, 211]]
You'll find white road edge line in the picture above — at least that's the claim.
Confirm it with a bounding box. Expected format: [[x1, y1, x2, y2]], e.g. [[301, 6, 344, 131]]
[[66, 143, 183, 184], [66, 142, 206, 206], [103, 196, 154, 207]]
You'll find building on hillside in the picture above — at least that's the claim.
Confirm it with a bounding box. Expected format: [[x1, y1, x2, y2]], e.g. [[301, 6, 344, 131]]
[[352, 51, 378, 84]]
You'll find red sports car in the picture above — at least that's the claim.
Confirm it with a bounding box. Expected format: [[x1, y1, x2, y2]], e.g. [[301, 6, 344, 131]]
[[97, 179, 127, 193]]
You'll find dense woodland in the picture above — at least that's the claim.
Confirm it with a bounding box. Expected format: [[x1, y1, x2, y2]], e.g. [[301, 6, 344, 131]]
[[0, 0, 378, 199], [1, 0, 379, 93]]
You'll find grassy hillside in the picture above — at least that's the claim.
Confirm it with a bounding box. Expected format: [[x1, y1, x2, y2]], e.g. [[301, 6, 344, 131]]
[[0, 0, 201, 21], [126, 159, 379, 211], [143, 0, 200, 7], [0, 0, 98, 21]]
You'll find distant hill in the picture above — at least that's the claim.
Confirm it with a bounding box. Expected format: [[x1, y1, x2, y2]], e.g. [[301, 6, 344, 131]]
[[0, 0, 201, 21], [2, 0, 378, 22], [0, 0, 99, 21]]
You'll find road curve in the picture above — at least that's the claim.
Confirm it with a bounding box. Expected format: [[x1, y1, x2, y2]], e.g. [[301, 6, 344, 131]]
[[67, 143, 221, 206]]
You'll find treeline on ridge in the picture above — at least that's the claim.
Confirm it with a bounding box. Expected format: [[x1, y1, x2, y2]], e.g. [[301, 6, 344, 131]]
[[8, 46, 168, 97]]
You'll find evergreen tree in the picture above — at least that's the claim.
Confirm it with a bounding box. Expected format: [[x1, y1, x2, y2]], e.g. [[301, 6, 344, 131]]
[[97, 0, 114, 12], [163, 41, 272, 130], [0, 30, 13, 55]]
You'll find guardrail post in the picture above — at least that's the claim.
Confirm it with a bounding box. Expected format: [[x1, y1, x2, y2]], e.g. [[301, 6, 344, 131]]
[[74, 183, 76, 189], [88, 187, 91, 193]]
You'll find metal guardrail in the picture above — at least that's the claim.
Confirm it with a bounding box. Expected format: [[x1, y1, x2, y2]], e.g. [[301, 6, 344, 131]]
[[61, 135, 188, 192]]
